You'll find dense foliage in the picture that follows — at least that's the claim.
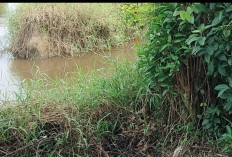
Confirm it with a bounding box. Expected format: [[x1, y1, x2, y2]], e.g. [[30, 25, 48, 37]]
[[138, 3, 232, 153], [121, 3, 154, 39]]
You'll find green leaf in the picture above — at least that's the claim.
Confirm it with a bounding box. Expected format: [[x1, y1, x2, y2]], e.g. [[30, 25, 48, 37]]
[[208, 60, 214, 75], [218, 66, 226, 76], [218, 55, 227, 61], [192, 46, 202, 54], [205, 122, 212, 129], [214, 118, 221, 124], [212, 16, 223, 26], [174, 33, 184, 37], [191, 5, 199, 13], [223, 29, 231, 37], [194, 3, 206, 12], [210, 3, 216, 10], [198, 37, 206, 46], [218, 11, 224, 19], [204, 54, 210, 63], [202, 119, 209, 125], [160, 44, 171, 51], [190, 14, 194, 24], [224, 102, 232, 111], [226, 125, 232, 135], [206, 46, 214, 55], [180, 11, 185, 20], [215, 84, 230, 97], [184, 12, 191, 22], [228, 59, 232, 65], [187, 6, 192, 14], [192, 30, 200, 33], [226, 5, 232, 12], [186, 37, 200, 45], [215, 84, 230, 91], [198, 24, 205, 31], [228, 77, 232, 87], [168, 34, 172, 43]]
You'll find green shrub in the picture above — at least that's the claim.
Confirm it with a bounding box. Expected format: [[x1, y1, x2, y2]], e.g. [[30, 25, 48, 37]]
[[120, 3, 154, 39], [137, 3, 232, 138]]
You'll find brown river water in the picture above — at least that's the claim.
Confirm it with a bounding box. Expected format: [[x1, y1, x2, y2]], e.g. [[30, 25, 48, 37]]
[[0, 3, 136, 102]]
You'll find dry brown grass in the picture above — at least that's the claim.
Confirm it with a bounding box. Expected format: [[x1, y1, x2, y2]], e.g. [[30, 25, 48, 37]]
[[7, 3, 127, 59]]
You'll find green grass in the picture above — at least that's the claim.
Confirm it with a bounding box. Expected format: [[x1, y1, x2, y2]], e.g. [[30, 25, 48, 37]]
[[0, 58, 147, 156], [0, 59, 228, 156]]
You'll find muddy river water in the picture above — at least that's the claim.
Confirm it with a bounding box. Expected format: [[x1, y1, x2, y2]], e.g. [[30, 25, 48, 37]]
[[0, 3, 136, 102]]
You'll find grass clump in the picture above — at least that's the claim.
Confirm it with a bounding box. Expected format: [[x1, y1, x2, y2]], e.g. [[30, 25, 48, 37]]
[[6, 3, 128, 59], [0, 59, 228, 156], [0, 59, 148, 156]]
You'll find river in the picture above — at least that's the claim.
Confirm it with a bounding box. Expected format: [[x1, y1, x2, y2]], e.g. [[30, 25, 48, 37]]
[[0, 3, 136, 103]]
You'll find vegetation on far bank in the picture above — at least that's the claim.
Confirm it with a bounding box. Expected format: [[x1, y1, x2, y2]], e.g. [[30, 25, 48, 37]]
[[6, 3, 128, 58]]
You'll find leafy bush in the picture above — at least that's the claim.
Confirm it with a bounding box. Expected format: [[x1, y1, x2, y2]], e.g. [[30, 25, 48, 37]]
[[138, 3, 232, 138], [120, 3, 154, 39]]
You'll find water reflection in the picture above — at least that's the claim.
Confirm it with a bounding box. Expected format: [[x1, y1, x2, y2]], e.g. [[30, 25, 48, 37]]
[[10, 44, 135, 79]]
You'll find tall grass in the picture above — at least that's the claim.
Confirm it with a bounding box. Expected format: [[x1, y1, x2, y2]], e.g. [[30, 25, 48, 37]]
[[6, 3, 129, 59], [0, 58, 148, 156]]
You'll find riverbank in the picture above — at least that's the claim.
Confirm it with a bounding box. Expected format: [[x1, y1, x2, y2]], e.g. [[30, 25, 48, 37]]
[[6, 3, 134, 59], [0, 59, 227, 156]]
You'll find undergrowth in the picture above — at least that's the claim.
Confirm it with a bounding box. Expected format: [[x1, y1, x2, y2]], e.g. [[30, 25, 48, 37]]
[[0, 58, 225, 156]]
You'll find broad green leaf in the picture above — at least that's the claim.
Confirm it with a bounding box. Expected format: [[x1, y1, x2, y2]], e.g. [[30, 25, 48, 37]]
[[215, 84, 230, 91], [210, 3, 216, 10], [198, 37, 206, 46], [215, 84, 230, 97], [192, 46, 202, 54], [198, 24, 205, 31], [208, 60, 214, 75], [228, 77, 232, 87], [218, 66, 226, 76], [202, 119, 209, 125], [206, 46, 214, 55], [174, 33, 184, 37], [228, 59, 232, 65], [205, 122, 212, 129], [218, 55, 227, 61], [160, 44, 171, 51], [204, 54, 210, 63], [168, 34, 172, 42], [218, 88, 228, 97], [180, 11, 185, 20], [185, 12, 191, 22], [212, 16, 223, 26], [224, 102, 232, 111], [194, 3, 206, 12], [190, 14, 194, 24], [218, 11, 224, 19], [226, 125, 232, 135], [226, 5, 232, 12], [223, 29, 231, 37], [214, 118, 221, 124], [186, 36, 200, 45], [191, 5, 199, 13], [187, 6, 192, 14]]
